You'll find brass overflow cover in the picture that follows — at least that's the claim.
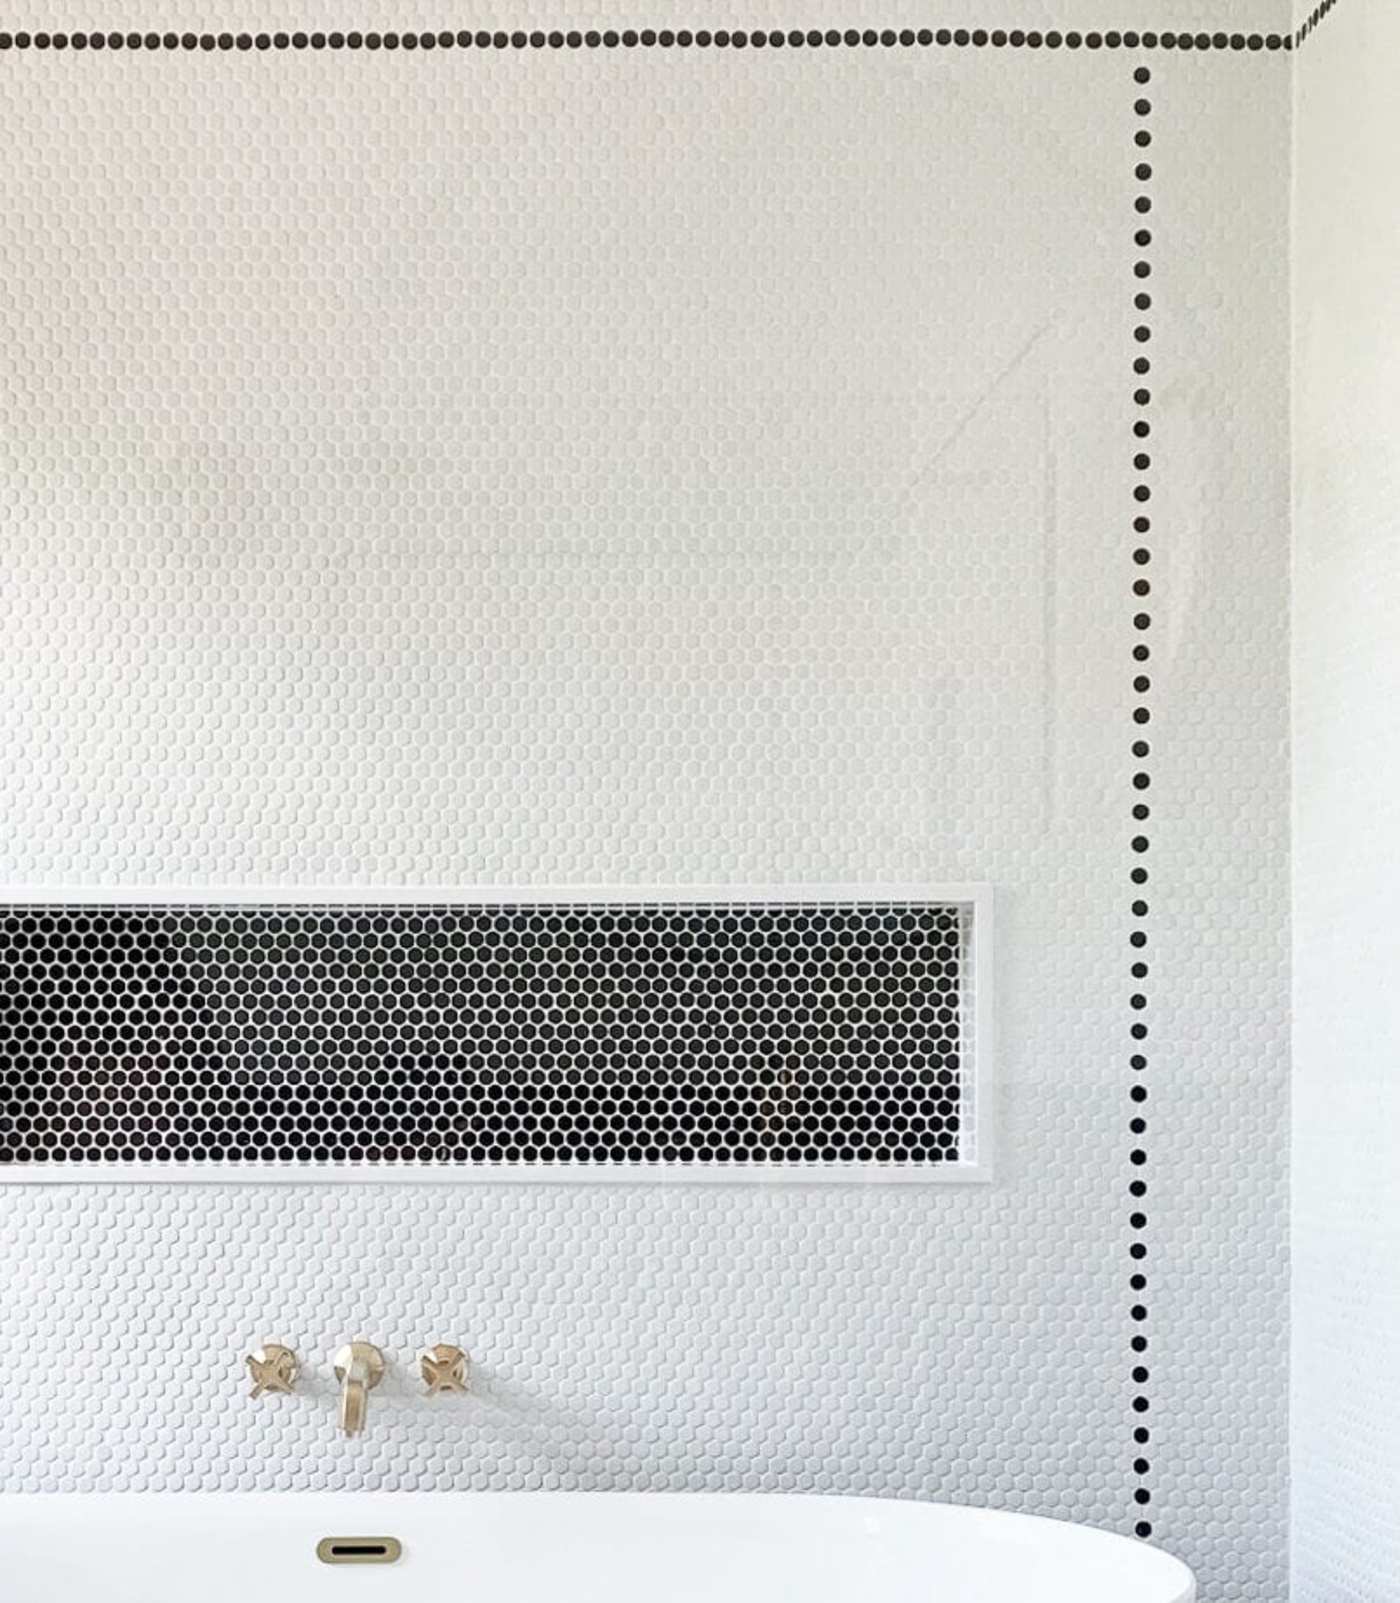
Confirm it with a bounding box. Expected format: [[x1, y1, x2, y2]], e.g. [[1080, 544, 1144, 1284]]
[[316, 1537, 403, 1566]]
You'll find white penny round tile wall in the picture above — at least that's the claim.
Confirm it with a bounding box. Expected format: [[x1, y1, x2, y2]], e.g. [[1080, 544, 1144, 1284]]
[[0, 11, 1289, 1599]]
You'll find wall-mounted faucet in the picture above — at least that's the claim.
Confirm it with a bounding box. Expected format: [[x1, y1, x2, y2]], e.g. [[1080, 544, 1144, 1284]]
[[247, 1339, 467, 1435], [332, 1341, 385, 1437]]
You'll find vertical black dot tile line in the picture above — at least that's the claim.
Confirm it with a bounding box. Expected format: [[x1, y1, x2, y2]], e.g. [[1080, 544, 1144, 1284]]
[[1128, 60, 1154, 1545]]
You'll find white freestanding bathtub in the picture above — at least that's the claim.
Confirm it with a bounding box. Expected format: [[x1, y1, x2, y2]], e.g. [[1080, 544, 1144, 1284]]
[[1, 1492, 1194, 1602]]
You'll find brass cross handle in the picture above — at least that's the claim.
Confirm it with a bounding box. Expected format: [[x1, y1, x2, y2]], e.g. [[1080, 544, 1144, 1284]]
[[420, 1343, 470, 1396], [246, 1343, 299, 1398]]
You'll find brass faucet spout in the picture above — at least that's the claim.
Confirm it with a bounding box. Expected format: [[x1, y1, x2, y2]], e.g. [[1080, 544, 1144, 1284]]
[[332, 1342, 385, 1437]]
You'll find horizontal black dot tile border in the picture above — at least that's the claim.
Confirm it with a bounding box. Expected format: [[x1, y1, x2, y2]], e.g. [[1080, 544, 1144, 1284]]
[[0, 900, 977, 1171], [0, 25, 1312, 53]]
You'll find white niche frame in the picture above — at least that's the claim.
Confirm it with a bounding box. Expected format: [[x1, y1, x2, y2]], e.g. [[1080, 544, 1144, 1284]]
[[0, 883, 992, 1186]]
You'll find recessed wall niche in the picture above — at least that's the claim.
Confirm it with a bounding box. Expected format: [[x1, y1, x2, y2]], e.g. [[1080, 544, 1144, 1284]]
[[0, 888, 990, 1182]]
